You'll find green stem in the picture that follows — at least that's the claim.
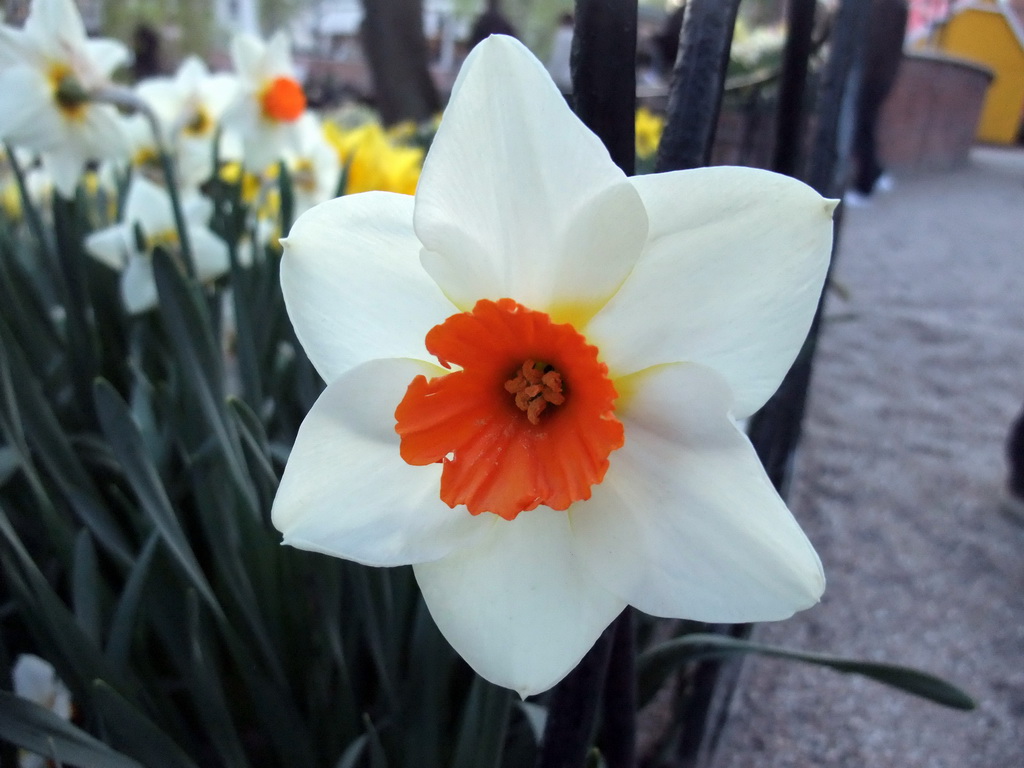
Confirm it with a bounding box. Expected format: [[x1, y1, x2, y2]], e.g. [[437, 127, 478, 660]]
[[5, 143, 52, 260], [92, 87, 197, 279]]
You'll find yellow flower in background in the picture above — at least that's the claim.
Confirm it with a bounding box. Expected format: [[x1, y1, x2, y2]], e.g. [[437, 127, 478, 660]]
[[323, 120, 423, 196], [635, 107, 664, 161]]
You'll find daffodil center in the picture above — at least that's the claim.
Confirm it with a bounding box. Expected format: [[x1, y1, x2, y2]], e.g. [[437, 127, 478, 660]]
[[183, 106, 214, 137], [50, 65, 88, 120], [395, 298, 624, 520], [148, 229, 180, 251], [133, 146, 160, 169], [260, 76, 306, 122], [292, 159, 318, 193], [505, 360, 565, 425], [134, 222, 180, 254]]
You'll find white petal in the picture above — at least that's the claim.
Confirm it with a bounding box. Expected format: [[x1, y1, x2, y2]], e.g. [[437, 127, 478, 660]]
[[198, 73, 241, 120], [135, 77, 186, 128], [0, 68, 63, 150], [0, 27, 31, 67], [74, 104, 129, 161], [264, 30, 295, 77], [414, 507, 625, 696], [587, 167, 835, 417], [175, 55, 209, 90], [43, 147, 84, 198], [281, 192, 457, 382], [12, 654, 58, 706], [413, 35, 645, 320], [230, 32, 265, 82], [25, 0, 85, 60], [241, 118, 288, 172], [188, 226, 229, 283], [124, 175, 173, 234], [570, 362, 824, 623], [84, 38, 129, 79], [84, 225, 129, 269], [181, 191, 214, 225], [177, 136, 215, 187], [121, 256, 158, 314], [273, 357, 488, 565]]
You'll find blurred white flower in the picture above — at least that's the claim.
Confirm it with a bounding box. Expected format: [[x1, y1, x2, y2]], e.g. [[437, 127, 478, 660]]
[[132, 56, 241, 188], [12, 653, 72, 768], [85, 175, 229, 314], [222, 31, 306, 173], [0, 146, 51, 219], [286, 112, 341, 216], [0, 0, 129, 197]]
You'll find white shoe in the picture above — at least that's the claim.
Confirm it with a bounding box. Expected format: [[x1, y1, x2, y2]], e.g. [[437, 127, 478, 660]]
[[874, 173, 895, 193]]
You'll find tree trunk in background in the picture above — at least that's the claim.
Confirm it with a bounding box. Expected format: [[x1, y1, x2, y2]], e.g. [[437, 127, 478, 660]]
[[360, 0, 442, 125]]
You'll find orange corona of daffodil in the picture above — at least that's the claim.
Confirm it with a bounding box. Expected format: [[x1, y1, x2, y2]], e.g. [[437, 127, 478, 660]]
[[273, 36, 835, 697]]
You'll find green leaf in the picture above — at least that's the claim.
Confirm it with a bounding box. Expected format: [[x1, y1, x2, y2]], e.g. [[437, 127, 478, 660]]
[[399, 598, 457, 768], [182, 589, 252, 768], [151, 250, 257, 514], [334, 734, 369, 768], [449, 676, 513, 768], [227, 396, 278, 499], [363, 714, 388, 768], [105, 531, 161, 671], [277, 159, 295, 237], [636, 633, 976, 711], [0, 445, 17, 487], [93, 378, 220, 612], [0, 323, 131, 564], [52, 193, 99, 418], [91, 681, 200, 768], [0, 509, 137, 705], [71, 530, 103, 645], [0, 690, 143, 768]]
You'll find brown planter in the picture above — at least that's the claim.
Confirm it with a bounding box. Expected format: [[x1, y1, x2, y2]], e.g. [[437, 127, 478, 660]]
[[879, 51, 994, 171]]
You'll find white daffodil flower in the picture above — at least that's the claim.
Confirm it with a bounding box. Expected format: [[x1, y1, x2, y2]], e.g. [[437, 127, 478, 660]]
[[85, 175, 229, 314], [133, 56, 241, 188], [12, 654, 72, 768], [0, 0, 129, 197], [273, 36, 836, 697], [222, 31, 306, 174], [286, 112, 341, 217]]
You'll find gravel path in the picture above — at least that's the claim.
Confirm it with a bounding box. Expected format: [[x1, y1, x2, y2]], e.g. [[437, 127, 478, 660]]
[[710, 146, 1024, 768]]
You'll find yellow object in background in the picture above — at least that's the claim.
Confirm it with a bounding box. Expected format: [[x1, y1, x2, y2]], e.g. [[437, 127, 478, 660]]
[[635, 107, 665, 161], [933, 0, 1024, 143], [323, 121, 424, 196]]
